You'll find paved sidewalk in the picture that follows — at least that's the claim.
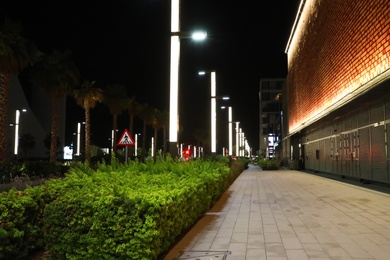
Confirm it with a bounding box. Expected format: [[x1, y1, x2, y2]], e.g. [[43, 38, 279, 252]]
[[163, 164, 390, 260]]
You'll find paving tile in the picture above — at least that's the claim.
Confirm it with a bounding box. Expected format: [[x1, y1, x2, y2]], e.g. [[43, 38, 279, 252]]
[[281, 237, 303, 250], [164, 165, 390, 260], [285, 249, 309, 260]]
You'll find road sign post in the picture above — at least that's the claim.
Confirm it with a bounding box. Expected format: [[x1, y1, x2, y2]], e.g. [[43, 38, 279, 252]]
[[117, 129, 135, 163]]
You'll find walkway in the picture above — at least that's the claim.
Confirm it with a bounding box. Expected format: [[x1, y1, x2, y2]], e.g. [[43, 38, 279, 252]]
[[163, 164, 390, 260]]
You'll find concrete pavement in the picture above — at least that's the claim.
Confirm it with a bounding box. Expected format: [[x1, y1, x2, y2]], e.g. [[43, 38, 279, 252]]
[[163, 164, 390, 260]]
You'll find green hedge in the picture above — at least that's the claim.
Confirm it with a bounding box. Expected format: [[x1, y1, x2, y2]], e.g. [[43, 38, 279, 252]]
[[0, 157, 245, 259], [258, 158, 280, 170]]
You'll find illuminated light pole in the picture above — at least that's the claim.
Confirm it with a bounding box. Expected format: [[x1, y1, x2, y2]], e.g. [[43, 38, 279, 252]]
[[199, 71, 229, 158], [211, 71, 216, 157], [169, 0, 206, 157], [235, 122, 240, 156], [75, 122, 85, 157], [76, 122, 81, 156], [228, 107, 232, 156], [14, 109, 27, 157], [221, 106, 233, 157], [151, 137, 154, 157]]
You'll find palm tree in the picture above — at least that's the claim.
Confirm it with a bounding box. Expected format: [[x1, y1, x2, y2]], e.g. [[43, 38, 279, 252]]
[[150, 108, 165, 162], [193, 128, 209, 158], [137, 103, 154, 160], [124, 96, 140, 136], [29, 49, 80, 163], [0, 18, 38, 162], [73, 80, 104, 164], [159, 110, 169, 158], [104, 84, 128, 155]]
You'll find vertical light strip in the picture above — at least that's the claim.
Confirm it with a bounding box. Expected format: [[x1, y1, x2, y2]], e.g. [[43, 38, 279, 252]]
[[76, 122, 81, 156], [135, 134, 138, 156], [238, 127, 242, 156], [211, 71, 217, 153], [235, 122, 240, 156], [14, 110, 20, 155], [151, 137, 154, 157], [228, 107, 232, 156], [169, 0, 180, 143]]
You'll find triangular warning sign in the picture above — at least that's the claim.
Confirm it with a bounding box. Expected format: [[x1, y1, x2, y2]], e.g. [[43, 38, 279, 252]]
[[117, 129, 135, 146]]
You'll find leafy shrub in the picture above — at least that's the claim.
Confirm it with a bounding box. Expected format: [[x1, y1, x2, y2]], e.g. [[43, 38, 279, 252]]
[[43, 159, 232, 259], [258, 158, 280, 170], [0, 162, 22, 183], [0, 157, 246, 259], [0, 161, 68, 185], [0, 189, 44, 259]]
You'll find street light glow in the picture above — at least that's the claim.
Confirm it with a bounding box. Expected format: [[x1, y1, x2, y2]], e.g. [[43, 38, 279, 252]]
[[228, 107, 232, 156], [169, 0, 180, 149], [192, 31, 207, 40], [169, 0, 207, 156], [211, 71, 216, 154]]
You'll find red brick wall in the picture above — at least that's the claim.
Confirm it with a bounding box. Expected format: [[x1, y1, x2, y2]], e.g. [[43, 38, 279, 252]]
[[286, 0, 390, 134]]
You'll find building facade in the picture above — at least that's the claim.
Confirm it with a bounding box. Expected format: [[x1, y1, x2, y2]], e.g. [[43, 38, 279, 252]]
[[7, 75, 66, 160], [259, 79, 285, 159], [284, 0, 390, 183]]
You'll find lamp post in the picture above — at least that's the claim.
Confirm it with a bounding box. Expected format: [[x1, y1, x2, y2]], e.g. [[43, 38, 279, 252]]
[[135, 133, 140, 156], [235, 122, 240, 157], [199, 71, 229, 158], [169, 0, 206, 157], [221, 106, 233, 157], [210, 71, 216, 157], [14, 109, 27, 157], [75, 122, 85, 157]]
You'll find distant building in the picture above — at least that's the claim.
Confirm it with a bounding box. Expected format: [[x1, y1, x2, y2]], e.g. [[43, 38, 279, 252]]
[[7, 74, 66, 160], [284, 0, 390, 183], [259, 79, 285, 159]]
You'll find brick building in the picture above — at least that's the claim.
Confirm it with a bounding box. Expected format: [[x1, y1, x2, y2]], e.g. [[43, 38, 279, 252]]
[[284, 0, 390, 183]]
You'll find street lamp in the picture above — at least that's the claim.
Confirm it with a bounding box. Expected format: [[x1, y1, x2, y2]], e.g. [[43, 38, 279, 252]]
[[169, 0, 206, 157], [14, 109, 27, 156], [211, 71, 216, 157], [235, 122, 240, 157], [199, 71, 229, 158], [135, 133, 141, 156], [221, 106, 233, 156], [75, 122, 85, 157]]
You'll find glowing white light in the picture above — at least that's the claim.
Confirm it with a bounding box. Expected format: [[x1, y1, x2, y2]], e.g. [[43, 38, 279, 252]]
[[169, 0, 180, 146], [235, 122, 240, 156], [228, 107, 232, 156], [14, 110, 20, 155], [192, 31, 207, 40], [135, 134, 138, 156], [211, 71, 217, 153], [76, 122, 81, 156]]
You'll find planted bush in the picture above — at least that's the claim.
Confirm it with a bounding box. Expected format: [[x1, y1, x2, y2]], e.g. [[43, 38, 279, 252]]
[[0, 157, 245, 259], [258, 158, 280, 170], [43, 158, 234, 259]]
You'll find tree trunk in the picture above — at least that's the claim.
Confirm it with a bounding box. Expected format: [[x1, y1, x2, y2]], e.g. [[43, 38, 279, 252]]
[[153, 128, 158, 162], [50, 97, 59, 163], [0, 73, 10, 162], [142, 120, 147, 161], [163, 126, 167, 158], [129, 113, 134, 136], [85, 107, 91, 164]]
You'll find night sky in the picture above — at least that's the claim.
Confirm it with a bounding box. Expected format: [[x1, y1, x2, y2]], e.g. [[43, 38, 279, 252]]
[[2, 0, 300, 153]]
